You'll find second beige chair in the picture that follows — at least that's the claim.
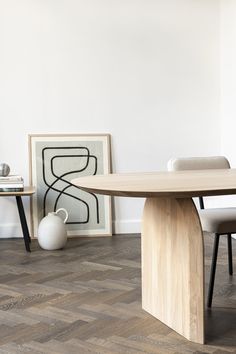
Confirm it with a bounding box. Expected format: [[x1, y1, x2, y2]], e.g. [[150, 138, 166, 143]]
[[167, 156, 234, 308]]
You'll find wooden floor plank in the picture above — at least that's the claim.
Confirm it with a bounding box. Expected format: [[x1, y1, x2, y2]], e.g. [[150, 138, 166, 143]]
[[0, 234, 234, 353]]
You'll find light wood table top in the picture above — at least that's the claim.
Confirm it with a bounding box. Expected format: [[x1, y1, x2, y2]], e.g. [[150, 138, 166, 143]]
[[0, 186, 35, 197], [72, 168, 236, 198]]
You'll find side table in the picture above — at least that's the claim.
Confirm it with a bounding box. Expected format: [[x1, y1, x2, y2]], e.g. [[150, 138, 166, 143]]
[[0, 187, 35, 252]]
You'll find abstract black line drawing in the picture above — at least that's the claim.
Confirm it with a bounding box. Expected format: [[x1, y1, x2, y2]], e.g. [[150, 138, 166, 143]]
[[29, 134, 111, 237], [42, 147, 99, 224]]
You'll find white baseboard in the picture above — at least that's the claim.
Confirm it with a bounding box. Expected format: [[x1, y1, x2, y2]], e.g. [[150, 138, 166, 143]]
[[2, 221, 235, 239], [113, 220, 141, 234], [0, 223, 22, 238], [0, 220, 142, 238]]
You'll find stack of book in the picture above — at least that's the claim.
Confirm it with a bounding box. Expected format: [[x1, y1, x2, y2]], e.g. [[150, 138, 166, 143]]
[[0, 175, 24, 192]]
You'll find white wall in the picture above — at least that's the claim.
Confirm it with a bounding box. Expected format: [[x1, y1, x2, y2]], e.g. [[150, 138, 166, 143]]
[[0, 0, 221, 237], [218, 0, 236, 210], [220, 0, 236, 165]]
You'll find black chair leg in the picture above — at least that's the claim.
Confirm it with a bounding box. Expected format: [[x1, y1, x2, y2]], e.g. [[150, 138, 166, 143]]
[[207, 234, 220, 308], [227, 234, 233, 275]]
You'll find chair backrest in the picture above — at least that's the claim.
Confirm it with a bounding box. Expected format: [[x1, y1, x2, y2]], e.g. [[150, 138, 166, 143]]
[[167, 156, 230, 209], [167, 156, 230, 172]]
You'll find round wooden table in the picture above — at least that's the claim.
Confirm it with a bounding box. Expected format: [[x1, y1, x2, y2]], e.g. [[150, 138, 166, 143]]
[[72, 169, 236, 344]]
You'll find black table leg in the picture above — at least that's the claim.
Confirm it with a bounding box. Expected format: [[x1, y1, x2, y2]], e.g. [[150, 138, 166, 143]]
[[15, 196, 31, 252]]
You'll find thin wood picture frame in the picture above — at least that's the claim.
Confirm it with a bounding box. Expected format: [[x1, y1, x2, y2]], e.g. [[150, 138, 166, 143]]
[[29, 133, 112, 238]]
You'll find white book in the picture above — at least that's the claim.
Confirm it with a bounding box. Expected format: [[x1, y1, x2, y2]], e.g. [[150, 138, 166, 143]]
[[0, 180, 23, 185], [0, 183, 24, 188], [0, 187, 24, 192], [0, 175, 23, 182]]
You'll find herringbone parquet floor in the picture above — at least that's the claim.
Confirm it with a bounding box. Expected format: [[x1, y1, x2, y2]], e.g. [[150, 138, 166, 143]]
[[0, 233, 235, 354]]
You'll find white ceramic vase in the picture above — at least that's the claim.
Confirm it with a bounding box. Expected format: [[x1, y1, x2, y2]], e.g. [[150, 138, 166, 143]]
[[38, 208, 68, 250]]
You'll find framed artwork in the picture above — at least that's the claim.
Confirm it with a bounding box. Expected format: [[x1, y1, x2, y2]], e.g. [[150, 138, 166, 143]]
[[29, 134, 112, 238]]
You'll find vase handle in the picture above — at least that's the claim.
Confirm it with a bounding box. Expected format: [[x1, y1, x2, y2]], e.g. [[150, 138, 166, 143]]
[[56, 208, 68, 223]]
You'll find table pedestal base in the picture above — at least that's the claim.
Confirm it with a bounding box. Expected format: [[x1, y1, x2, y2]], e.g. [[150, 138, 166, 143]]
[[142, 197, 205, 344]]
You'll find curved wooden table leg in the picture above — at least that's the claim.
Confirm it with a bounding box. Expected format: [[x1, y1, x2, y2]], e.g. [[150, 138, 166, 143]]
[[142, 197, 204, 344]]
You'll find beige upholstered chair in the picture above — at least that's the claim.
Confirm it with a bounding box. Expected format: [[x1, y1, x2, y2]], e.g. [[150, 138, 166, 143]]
[[167, 156, 234, 307]]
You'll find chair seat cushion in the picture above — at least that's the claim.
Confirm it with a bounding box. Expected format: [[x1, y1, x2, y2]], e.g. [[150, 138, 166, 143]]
[[198, 208, 236, 234]]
